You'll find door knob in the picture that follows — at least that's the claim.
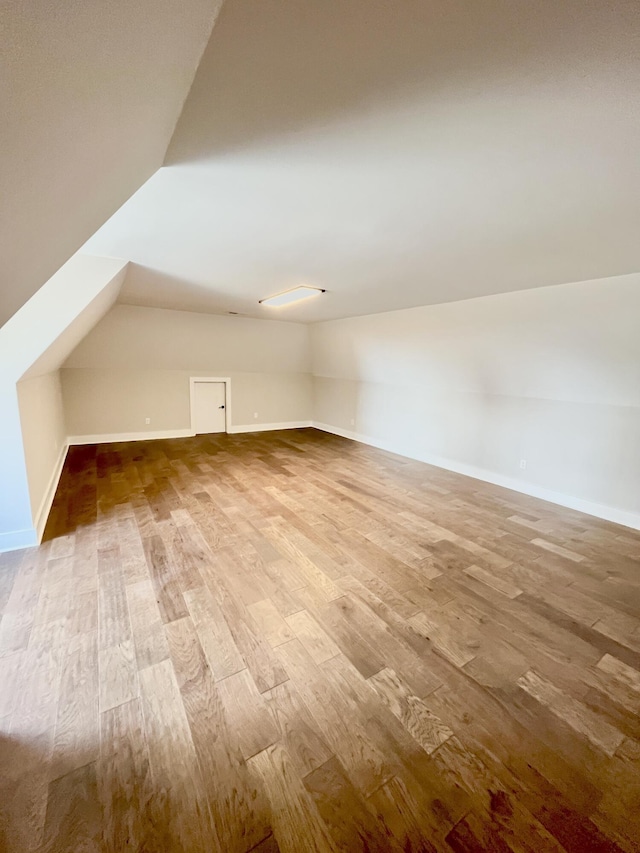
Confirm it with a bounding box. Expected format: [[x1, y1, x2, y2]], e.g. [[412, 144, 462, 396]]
[[219, 405, 225, 409]]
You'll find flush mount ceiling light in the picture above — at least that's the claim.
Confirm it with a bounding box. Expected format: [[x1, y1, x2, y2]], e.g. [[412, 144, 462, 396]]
[[259, 285, 325, 307]]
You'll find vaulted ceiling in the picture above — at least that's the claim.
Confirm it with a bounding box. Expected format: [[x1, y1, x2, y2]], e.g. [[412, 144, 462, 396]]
[[3, 0, 640, 326], [84, 0, 640, 322], [0, 0, 222, 326]]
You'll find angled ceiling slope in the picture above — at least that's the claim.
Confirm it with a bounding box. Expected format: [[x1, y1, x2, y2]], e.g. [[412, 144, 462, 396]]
[[0, 0, 223, 327], [83, 0, 640, 323]]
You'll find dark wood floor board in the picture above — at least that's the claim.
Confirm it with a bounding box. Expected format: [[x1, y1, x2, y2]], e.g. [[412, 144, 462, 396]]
[[200, 548, 290, 693], [99, 697, 153, 852], [248, 742, 336, 853], [138, 658, 220, 851], [170, 621, 273, 852], [125, 578, 170, 671], [49, 629, 100, 782], [303, 754, 404, 852], [262, 679, 333, 778], [277, 638, 394, 797], [0, 428, 635, 852], [142, 533, 189, 624]]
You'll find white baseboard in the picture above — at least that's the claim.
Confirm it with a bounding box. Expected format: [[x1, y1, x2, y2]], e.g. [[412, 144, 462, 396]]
[[228, 421, 312, 434], [68, 428, 194, 445], [311, 422, 640, 532], [34, 442, 69, 543], [68, 423, 312, 444]]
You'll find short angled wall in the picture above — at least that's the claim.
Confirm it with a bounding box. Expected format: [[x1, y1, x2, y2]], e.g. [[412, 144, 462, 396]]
[[17, 371, 69, 541], [34, 442, 69, 541], [0, 254, 128, 552]]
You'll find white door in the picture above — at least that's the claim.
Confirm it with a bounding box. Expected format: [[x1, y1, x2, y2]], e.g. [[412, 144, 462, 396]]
[[192, 381, 226, 434]]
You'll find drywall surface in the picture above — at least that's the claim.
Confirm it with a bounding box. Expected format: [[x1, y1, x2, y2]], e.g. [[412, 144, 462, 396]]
[[65, 304, 310, 373], [62, 369, 312, 437], [311, 273, 640, 526], [17, 372, 67, 523], [1, 0, 222, 325], [0, 253, 127, 549], [84, 0, 640, 322], [0, 384, 34, 550], [62, 304, 312, 437]]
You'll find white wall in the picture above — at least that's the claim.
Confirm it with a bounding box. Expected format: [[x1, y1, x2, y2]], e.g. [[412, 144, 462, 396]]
[[0, 254, 127, 551], [62, 369, 311, 437], [311, 273, 640, 528], [17, 372, 67, 535], [65, 304, 310, 372], [62, 304, 312, 438]]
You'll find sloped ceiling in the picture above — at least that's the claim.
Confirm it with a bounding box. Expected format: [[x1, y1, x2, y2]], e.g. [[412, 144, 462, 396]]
[[82, 0, 640, 323], [0, 0, 223, 327], [0, 254, 128, 382]]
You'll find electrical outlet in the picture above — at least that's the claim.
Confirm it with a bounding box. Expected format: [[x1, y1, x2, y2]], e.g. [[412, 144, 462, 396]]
[[254, 412, 258, 419], [350, 418, 355, 426], [519, 459, 527, 470], [145, 417, 151, 425]]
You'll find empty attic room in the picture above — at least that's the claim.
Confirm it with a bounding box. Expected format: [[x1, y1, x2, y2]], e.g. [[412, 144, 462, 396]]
[[2, 0, 640, 850]]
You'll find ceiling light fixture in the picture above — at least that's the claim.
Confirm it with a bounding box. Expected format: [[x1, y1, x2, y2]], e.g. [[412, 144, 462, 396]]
[[259, 285, 325, 307]]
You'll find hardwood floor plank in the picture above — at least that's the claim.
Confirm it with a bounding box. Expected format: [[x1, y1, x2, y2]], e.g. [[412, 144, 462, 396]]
[[248, 598, 296, 647], [40, 762, 103, 853], [99, 698, 153, 853], [517, 669, 625, 757], [263, 680, 333, 778], [284, 608, 341, 664], [367, 667, 453, 754], [142, 533, 188, 624], [464, 563, 524, 599], [98, 640, 138, 712], [201, 550, 290, 693], [217, 668, 279, 760], [295, 589, 385, 679], [165, 610, 273, 852], [97, 547, 130, 649], [138, 659, 219, 851], [183, 584, 245, 681], [0, 642, 58, 851], [303, 755, 403, 852], [1, 429, 637, 852], [50, 630, 99, 782], [278, 639, 393, 797], [596, 652, 640, 693], [248, 743, 337, 853], [0, 650, 24, 729], [126, 579, 170, 671], [367, 775, 439, 853]]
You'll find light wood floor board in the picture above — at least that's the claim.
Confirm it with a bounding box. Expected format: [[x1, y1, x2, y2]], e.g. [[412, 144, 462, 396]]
[[0, 427, 638, 851]]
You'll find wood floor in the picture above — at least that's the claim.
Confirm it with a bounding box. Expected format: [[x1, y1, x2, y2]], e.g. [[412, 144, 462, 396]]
[[1, 428, 639, 852]]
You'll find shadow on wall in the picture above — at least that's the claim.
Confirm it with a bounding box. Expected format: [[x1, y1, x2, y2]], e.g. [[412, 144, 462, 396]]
[[166, 0, 626, 163]]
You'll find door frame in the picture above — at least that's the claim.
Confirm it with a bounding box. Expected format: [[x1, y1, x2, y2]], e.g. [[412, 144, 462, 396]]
[[189, 377, 231, 435]]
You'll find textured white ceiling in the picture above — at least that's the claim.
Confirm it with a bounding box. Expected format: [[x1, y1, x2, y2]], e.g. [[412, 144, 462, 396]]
[[0, 0, 223, 326], [83, 0, 640, 322]]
